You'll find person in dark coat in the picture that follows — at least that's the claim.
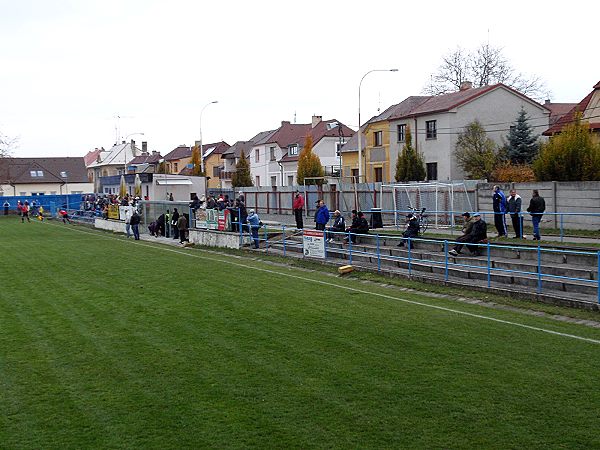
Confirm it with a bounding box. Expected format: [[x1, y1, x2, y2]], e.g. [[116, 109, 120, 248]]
[[177, 213, 189, 244], [449, 213, 487, 256], [397, 213, 420, 248], [130, 210, 141, 240], [326, 210, 346, 243], [527, 189, 546, 240], [314, 200, 330, 231], [171, 208, 180, 240], [345, 211, 369, 244], [507, 189, 523, 239], [492, 185, 507, 237], [156, 213, 166, 236]]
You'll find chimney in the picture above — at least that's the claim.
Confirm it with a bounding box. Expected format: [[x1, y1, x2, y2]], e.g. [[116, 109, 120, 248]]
[[544, 99, 551, 105], [459, 81, 473, 91], [152, 150, 159, 156], [142, 141, 148, 152], [312, 115, 322, 128], [122, 140, 126, 144], [281, 121, 290, 127]]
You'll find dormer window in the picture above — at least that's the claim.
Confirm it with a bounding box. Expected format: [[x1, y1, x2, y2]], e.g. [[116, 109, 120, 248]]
[[289, 145, 299, 156], [30, 170, 43, 177]]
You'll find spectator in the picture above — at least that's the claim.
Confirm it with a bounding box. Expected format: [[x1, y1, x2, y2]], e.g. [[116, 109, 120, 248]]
[[189, 194, 201, 212], [3, 200, 10, 215], [449, 212, 487, 256], [507, 189, 523, 239], [247, 209, 261, 249], [326, 210, 345, 243], [130, 210, 141, 240], [492, 185, 507, 237], [169, 193, 174, 201], [177, 212, 189, 244], [171, 208, 180, 240], [397, 213, 420, 249], [124, 205, 134, 238], [527, 189, 546, 241], [206, 195, 217, 209], [345, 211, 369, 244], [292, 190, 304, 229], [314, 200, 330, 231], [156, 213, 166, 237]]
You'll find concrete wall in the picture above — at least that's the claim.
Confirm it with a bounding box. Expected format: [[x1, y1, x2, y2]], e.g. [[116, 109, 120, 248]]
[[477, 181, 600, 230], [94, 218, 126, 233], [189, 229, 242, 249]]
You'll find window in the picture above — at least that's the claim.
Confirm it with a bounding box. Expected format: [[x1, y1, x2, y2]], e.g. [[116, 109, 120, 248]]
[[255, 175, 261, 186], [374, 131, 383, 147], [287, 175, 294, 186], [351, 168, 359, 182], [374, 167, 383, 182], [255, 149, 260, 162], [426, 162, 438, 180], [30, 170, 43, 177], [288, 145, 298, 156], [269, 146, 276, 161], [174, 163, 178, 173], [426, 120, 437, 139], [335, 141, 345, 156], [397, 124, 406, 143], [60, 171, 67, 177], [271, 176, 277, 186]]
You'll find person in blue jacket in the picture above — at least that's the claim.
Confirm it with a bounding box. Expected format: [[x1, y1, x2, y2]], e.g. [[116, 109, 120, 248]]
[[247, 209, 261, 249], [314, 200, 330, 231], [492, 185, 507, 237]]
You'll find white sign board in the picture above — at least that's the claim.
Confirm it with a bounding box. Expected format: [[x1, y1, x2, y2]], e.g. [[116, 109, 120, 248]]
[[303, 229, 325, 259]]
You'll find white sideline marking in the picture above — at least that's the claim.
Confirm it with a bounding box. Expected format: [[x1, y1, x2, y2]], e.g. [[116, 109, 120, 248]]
[[51, 222, 600, 345]]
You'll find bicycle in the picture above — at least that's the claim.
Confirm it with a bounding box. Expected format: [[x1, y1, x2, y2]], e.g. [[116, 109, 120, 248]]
[[408, 207, 428, 235]]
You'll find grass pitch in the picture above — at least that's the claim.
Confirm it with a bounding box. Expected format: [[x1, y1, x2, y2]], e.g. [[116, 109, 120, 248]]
[[1, 216, 600, 449]]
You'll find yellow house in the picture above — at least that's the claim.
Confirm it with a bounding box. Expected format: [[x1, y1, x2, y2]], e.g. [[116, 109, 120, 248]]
[[363, 121, 392, 183], [167, 141, 231, 189]]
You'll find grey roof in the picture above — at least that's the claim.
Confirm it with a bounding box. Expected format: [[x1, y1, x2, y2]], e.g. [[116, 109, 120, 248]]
[[87, 142, 141, 169], [340, 124, 369, 153]]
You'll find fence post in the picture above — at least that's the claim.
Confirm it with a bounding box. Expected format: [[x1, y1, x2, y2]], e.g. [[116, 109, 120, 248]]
[[597, 251, 600, 304], [282, 224, 286, 257], [348, 231, 353, 265], [376, 234, 381, 272], [264, 225, 268, 253], [487, 241, 491, 288], [560, 214, 564, 243], [444, 240, 449, 281], [537, 245, 542, 294], [408, 237, 412, 276]]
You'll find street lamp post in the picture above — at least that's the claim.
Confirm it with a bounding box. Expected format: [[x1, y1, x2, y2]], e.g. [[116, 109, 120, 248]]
[[357, 69, 398, 182], [199, 101, 218, 176]]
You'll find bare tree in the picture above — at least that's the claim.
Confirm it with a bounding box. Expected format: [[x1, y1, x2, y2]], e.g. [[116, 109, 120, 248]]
[[424, 43, 549, 101], [0, 131, 17, 158]]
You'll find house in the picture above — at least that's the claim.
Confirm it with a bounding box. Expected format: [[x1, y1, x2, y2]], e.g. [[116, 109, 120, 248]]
[[543, 80, 600, 141], [86, 140, 143, 192], [219, 139, 260, 189], [247, 116, 354, 187], [163, 141, 230, 188], [127, 151, 163, 174], [343, 83, 550, 182], [0, 157, 93, 196]]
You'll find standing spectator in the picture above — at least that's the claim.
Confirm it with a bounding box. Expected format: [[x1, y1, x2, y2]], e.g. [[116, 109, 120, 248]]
[[449, 213, 487, 256], [177, 213, 189, 244], [156, 213, 166, 236], [314, 200, 330, 231], [397, 213, 420, 249], [326, 210, 345, 243], [130, 209, 141, 240], [247, 209, 261, 249], [527, 189, 546, 241], [206, 195, 217, 209], [507, 189, 523, 239], [169, 193, 174, 201], [124, 205, 134, 238], [189, 194, 201, 212], [3, 200, 9, 215], [492, 185, 507, 237], [292, 190, 304, 229], [171, 208, 180, 240]]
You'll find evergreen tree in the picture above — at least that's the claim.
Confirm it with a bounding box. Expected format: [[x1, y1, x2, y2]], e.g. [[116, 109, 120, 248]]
[[533, 113, 600, 181], [455, 120, 498, 180], [394, 126, 426, 182], [297, 135, 325, 185], [232, 152, 253, 187], [156, 161, 168, 174], [190, 145, 203, 176], [506, 107, 539, 163]]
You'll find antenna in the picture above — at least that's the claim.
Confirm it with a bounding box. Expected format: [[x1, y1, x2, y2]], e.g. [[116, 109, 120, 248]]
[[293, 111, 297, 124]]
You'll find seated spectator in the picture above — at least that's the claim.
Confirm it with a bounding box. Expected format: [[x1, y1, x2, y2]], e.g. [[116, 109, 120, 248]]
[[397, 213, 420, 248], [345, 211, 369, 244], [156, 213, 166, 236], [449, 212, 487, 256], [326, 210, 346, 243]]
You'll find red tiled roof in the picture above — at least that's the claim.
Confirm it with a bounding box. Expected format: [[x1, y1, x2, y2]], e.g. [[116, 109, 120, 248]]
[[129, 153, 162, 165], [256, 121, 311, 148], [164, 141, 230, 161], [279, 119, 355, 162], [543, 90, 595, 136], [544, 102, 578, 125], [83, 149, 102, 167]]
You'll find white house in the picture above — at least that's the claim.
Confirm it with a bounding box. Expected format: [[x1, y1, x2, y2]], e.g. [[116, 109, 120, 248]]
[[87, 140, 143, 192], [386, 83, 551, 181]]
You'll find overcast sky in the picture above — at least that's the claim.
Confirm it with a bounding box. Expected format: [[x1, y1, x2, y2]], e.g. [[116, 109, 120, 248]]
[[1, 0, 598, 158]]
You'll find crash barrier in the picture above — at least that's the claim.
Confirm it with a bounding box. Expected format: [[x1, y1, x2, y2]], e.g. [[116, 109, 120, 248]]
[[228, 217, 600, 305]]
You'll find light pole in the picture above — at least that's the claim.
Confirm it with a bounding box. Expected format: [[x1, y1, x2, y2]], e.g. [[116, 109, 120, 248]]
[[357, 69, 398, 182], [199, 101, 218, 175]]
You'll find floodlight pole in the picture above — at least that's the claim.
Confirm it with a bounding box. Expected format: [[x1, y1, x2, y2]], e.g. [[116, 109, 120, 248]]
[[358, 69, 398, 182], [199, 101, 218, 175]]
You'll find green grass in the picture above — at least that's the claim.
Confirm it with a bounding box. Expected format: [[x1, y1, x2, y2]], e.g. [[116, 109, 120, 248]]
[[1, 216, 600, 449]]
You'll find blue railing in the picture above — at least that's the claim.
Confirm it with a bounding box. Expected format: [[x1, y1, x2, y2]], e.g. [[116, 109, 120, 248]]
[[228, 216, 600, 304]]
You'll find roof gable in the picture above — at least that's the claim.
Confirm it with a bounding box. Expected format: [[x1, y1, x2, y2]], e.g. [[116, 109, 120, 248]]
[[1, 157, 89, 184]]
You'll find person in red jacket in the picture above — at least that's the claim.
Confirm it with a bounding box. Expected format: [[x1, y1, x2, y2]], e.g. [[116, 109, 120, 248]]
[[59, 209, 72, 224], [292, 190, 304, 229]]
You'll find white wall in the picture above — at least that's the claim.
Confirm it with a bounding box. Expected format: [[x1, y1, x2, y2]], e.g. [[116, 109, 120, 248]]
[[0, 182, 93, 196]]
